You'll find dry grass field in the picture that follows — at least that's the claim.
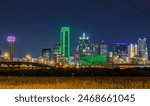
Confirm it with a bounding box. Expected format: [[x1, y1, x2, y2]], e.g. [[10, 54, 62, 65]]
[[0, 77, 150, 89]]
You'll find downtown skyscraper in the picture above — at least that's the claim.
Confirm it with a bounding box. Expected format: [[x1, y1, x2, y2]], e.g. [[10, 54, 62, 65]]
[[128, 44, 138, 58], [60, 27, 70, 64], [138, 38, 148, 60], [78, 33, 90, 56], [100, 41, 108, 55]]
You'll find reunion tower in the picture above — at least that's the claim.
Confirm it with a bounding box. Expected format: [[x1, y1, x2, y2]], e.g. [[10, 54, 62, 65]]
[[7, 35, 16, 61]]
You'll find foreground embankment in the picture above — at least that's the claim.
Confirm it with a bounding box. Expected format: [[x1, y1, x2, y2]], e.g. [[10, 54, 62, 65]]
[[0, 67, 150, 76]]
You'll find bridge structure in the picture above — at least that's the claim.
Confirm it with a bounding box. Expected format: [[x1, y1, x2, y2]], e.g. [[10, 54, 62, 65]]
[[0, 61, 150, 70]]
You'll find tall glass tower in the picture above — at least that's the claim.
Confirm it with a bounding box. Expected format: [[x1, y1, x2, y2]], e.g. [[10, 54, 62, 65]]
[[78, 33, 90, 56], [60, 27, 70, 64], [100, 41, 108, 55], [128, 44, 138, 58], [138, 38, 148, 60]]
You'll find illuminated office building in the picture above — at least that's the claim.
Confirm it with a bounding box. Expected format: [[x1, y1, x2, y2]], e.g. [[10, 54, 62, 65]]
[[53, 42, 61, 55], [100, 41, 108, 55], [128, 44, 138, 58], [60, 27, 70, 64], [78, 33, 90, 56], [108, 52, 113, 64], [70, 55, 75, 65], [7, 35, 16, 61], [53, 42, 62, 63], [91, 43, 100, 55], [80, 55, 106, 66], [42, 48, 51, 60], [74, 52, 80, 65], [138, 38, 148, 60], [114, 43, 128, 58]]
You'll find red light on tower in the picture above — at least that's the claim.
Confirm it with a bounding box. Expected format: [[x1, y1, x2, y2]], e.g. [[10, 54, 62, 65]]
[[7, 35, 16, 61]]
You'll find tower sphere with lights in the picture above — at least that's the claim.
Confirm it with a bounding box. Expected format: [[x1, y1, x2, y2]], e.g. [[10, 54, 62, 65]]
[[7, 35, 16, 61], [7, 35, 16, 43]]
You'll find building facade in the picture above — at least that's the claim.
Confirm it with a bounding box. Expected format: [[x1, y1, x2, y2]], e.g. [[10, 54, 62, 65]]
[[138, 38, 148, 60], [60, 27, 70, 64], [100, 41, 108, 55], [128, 44, 138, 58], [114, 43, 128, 58], [91, 43, 100, 55], [42, 48, 51, 60], [78, 33, 90, 56], [53, 42, 63, 63]]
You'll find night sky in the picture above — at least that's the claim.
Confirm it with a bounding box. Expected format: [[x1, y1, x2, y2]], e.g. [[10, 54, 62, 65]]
[[0, 0, 150, 58]]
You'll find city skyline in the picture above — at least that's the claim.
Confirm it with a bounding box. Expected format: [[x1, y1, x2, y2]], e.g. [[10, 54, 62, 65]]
[[0, 0, 150, 57], [0, 31, 149, 59]]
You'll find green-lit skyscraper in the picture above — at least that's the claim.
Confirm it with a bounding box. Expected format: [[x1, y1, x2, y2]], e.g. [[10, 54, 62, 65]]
[[60, 27, 70, 64]]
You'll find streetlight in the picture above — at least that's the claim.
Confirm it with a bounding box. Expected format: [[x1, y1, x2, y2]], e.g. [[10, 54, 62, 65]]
[[3, 52, 9, 60], [25, 54, 32, 61], [50, 60, 54, 65]]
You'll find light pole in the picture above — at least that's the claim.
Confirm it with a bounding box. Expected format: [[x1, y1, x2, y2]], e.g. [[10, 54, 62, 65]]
[[25, 54, 32, 62]]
